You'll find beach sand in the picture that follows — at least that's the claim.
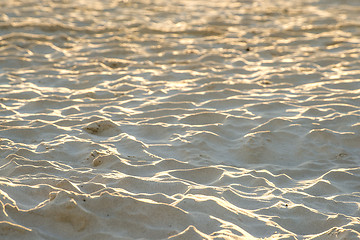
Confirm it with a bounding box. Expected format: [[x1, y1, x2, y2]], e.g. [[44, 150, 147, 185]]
[[0, 0, 360, 239]]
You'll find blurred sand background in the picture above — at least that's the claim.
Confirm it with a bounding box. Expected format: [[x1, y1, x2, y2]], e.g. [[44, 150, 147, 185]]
[[0, 0, 360, 239]]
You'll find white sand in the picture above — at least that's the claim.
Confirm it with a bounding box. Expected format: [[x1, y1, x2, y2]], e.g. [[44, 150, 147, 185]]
[[0, 0, 360, 239]]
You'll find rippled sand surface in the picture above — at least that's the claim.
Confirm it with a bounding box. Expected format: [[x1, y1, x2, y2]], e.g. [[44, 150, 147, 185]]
[[1, 0, 360, 239]]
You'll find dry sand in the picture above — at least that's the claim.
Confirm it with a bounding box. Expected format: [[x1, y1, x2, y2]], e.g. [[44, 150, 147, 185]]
[[0, 0, 360, 239]]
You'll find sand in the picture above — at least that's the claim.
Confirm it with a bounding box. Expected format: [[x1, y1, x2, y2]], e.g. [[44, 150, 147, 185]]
[[0, 0, 360, 239]]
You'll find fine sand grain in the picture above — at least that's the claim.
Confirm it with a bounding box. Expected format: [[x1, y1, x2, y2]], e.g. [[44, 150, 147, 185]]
[[0, 0, 360, 239]]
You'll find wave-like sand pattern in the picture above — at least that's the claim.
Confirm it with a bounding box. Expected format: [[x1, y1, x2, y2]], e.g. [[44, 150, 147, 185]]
[[1, 0, 360, 239]]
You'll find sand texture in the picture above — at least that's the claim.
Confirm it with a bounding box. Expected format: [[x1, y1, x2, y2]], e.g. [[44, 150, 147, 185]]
[[1, 0, 360, 239]]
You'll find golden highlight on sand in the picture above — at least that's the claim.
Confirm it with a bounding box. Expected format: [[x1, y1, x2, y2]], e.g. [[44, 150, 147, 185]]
[[0, 0, 359, 239]]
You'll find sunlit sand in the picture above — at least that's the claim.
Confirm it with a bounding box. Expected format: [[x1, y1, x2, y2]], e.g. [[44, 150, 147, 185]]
[[0, 0, 359, 239]]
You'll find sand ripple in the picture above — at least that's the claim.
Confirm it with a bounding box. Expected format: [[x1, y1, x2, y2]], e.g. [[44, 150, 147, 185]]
[[1, 0, 360, 239]]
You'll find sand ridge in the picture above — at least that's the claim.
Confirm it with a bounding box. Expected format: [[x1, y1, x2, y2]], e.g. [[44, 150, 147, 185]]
[[0, 0, 360, 239]]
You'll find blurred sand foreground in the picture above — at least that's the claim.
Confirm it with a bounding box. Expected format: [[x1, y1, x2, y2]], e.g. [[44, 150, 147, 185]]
[[0, 0, 360, 239]]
